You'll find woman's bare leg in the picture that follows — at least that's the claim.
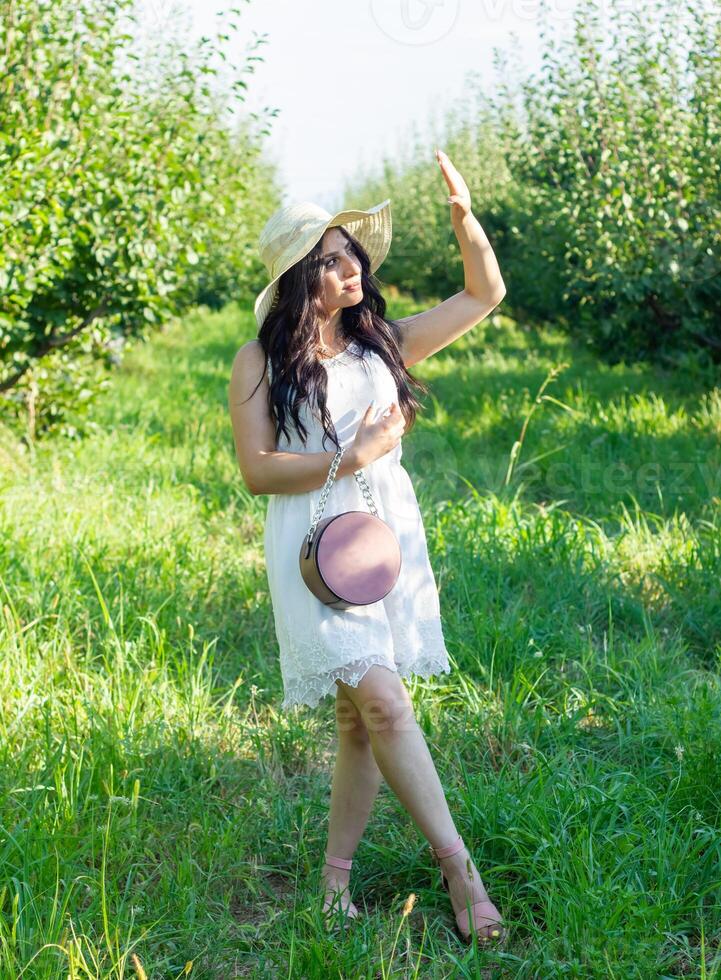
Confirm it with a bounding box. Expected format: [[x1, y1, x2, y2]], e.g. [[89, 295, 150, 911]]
[[322, 682, 384, 916], [335, 666, 457, 845], [334, 665, 503, 939]]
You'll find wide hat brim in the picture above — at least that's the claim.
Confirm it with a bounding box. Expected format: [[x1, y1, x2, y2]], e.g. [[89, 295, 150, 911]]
[[254, 198, 392, 331]]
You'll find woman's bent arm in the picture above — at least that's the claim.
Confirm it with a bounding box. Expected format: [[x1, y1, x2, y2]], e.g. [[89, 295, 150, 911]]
[[228, 340, 361, 495], [246, 448, 362, 495]]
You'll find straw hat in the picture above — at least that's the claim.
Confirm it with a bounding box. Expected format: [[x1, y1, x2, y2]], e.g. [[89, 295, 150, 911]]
[[254, 198, 392, 330]]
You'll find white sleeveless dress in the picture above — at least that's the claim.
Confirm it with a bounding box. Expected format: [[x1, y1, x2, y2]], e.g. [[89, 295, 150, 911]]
[[263, 338, 451, 710]]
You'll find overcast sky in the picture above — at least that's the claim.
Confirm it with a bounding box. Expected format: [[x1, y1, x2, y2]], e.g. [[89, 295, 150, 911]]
[[136, 0, 584, 211]]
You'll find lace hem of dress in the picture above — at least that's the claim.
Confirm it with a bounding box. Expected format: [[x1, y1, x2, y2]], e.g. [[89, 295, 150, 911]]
[[279, 651, 452, 711]]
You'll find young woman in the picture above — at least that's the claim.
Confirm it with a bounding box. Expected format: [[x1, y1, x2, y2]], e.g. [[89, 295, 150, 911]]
[[228, 148, 508, 944]]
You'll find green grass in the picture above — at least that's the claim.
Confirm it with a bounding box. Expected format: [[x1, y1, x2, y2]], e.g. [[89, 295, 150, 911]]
[[0, 296, 720, 977]]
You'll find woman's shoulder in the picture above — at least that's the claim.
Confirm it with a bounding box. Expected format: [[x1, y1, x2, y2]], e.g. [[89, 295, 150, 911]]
[[234, 338, 265, 366], [229, 340, 270, 400]]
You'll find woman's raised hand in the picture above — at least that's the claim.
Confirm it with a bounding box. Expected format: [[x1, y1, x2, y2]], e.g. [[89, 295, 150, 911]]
[[436, 147, 472, 218]]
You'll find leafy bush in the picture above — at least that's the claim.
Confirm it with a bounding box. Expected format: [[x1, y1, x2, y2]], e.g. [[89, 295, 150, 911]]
[[495, 0, 721, 364], [0, 0, 280, 437]]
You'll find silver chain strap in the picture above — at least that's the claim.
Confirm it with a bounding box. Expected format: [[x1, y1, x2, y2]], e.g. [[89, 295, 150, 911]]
[[306, 446, 378, 542]]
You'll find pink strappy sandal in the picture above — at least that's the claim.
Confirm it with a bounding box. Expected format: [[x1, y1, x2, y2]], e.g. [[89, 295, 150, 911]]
[[429, 834, 506, 944], [321, 853, 360, 926]]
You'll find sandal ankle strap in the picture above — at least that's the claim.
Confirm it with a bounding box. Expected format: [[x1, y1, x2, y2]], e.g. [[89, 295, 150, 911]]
[[429, 834, 464, 860], [324, 853, 353, 870]]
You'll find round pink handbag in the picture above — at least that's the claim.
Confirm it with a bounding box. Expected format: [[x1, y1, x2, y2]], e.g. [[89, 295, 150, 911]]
[[299, 446, 402, 610]]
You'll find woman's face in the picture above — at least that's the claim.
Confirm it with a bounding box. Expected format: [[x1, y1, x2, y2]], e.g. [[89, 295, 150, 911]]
[[317, 227, 363, 315]]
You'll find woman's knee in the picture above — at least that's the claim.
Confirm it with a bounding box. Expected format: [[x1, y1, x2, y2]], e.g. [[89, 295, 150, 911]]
[[336, 666, 416, 736], [334, 685, 371, 744]]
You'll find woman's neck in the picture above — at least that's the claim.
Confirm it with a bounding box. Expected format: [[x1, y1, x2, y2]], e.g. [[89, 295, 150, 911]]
[[317, 320, 346, 357]]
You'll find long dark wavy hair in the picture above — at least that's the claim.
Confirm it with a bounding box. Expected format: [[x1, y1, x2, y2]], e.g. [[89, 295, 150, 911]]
[[246, 225, 430, 452]]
